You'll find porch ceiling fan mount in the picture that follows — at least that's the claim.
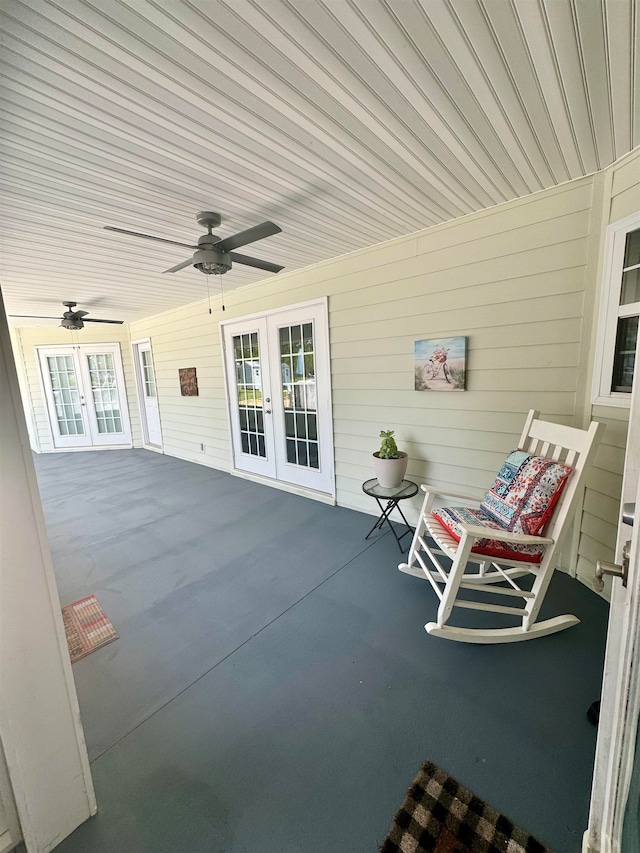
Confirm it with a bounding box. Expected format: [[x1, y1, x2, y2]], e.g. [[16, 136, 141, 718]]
[[104, 211, 284, 276]]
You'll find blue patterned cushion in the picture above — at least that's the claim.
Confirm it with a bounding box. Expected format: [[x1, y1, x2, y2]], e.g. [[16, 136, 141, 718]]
[[431, 506, 546, 564], [479, 450, 571, 536]]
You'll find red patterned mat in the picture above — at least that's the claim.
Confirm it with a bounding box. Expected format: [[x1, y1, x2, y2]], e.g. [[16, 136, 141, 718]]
[[61, 594, 118, 663]]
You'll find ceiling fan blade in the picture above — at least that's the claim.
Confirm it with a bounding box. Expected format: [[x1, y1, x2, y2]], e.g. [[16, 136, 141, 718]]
[[217, 221, 281, 253], [104, 226, 197, 250], [163, 258, 194, 274], [71, 310, 89, 318], [9, 314, 61, 319], [82, 318, 124, 324], [229, 252, 284, 274]]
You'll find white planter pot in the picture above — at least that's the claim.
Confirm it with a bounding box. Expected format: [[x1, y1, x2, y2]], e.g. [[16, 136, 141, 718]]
[[373, 451, 409, 488]]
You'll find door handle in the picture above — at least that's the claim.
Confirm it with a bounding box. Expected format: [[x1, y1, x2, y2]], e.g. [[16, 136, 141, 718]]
[[594, 540, 630, 591], [265, 409, 272, 414], [623, 502, 636, 527]]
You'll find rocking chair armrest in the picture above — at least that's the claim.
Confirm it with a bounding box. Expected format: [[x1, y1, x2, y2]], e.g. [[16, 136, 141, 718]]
[[420, 483, 482, 503], [457, 522, 555, 546]]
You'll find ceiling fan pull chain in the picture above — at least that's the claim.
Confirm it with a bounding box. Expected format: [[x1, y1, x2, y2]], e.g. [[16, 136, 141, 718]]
[[219, 271, 225, 312], [207, 276, 212, 315]]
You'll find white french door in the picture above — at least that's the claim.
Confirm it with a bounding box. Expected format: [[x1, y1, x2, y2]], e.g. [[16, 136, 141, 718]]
[[132, 339, 163, 448], [38, 344, 131, 449], [222, 300, 334, 495], [224, 316, 275, 478]]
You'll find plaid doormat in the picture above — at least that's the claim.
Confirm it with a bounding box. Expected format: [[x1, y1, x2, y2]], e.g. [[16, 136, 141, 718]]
[[379, 761, 551, 853], [61, 594, 118, 662]]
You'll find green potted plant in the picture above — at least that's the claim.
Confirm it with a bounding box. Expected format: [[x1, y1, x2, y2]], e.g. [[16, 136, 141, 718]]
[[373, 429, 408, 488]]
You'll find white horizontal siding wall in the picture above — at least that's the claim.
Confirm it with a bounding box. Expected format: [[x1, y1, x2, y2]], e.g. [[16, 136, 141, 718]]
[[130, 307, 230, 469], [12, 325, 140, 452], [577, 406, 628, 596], [609, 150, 640, 223], [576, 147, 640, 594], [131, 177, 597, 552]]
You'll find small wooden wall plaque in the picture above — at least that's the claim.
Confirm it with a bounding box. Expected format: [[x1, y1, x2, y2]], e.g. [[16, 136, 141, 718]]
[[179, 367, 198, 396]]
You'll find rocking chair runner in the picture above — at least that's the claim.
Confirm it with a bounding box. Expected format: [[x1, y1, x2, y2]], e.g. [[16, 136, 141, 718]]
[[399, 410, 604, 644]]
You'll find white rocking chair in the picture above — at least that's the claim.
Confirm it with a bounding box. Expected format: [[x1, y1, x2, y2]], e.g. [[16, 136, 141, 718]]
[[399, 410, 604, 644]]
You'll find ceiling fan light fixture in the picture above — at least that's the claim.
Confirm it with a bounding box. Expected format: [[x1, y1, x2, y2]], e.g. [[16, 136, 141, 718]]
[[61, 318, 84, 330], [192, 247, 231, 275], [195, 261, 229, 275]]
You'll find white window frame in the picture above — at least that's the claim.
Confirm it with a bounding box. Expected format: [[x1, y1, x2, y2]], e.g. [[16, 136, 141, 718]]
[[592, 211, 640, 408]]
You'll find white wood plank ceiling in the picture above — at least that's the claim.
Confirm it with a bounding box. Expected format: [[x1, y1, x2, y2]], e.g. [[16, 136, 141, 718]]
[[1, 0, 638, 325]]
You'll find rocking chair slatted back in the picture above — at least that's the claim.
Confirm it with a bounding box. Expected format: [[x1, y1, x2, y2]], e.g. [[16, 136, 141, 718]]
[[399, 410, 605, 644], [521, 415, 603, 552]]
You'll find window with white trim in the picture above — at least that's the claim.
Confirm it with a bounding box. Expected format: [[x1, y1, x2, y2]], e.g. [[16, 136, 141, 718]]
[[592, 212, 640, 407]]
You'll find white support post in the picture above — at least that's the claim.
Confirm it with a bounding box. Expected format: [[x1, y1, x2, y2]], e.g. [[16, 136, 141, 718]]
[[0, 289, 96, 852]]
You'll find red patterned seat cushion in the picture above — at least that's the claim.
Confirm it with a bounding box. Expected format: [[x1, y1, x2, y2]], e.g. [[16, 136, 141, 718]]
[[479, 450, 572, 535], [431, 506, 546, 564]]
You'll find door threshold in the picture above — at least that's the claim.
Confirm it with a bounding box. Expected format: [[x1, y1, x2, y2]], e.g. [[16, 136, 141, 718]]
[[230, 469, 336, 505]]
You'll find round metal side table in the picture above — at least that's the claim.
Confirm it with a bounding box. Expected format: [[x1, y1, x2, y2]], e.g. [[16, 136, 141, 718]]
[[362, 478, 418, 552]]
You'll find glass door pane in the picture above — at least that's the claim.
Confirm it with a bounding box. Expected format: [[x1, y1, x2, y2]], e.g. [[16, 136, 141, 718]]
[[233, 331, 266, 459], [87, 353, 123, 434], [46, 355, 85, 436], [279, 321, 319, 470], [141, 349, 157, 397]]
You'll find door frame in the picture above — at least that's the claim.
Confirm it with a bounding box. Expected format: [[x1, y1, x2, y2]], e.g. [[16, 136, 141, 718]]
[[36, 343, 132, 451], [1, 294, 96, 851], [131, 337, 164, 452], [585, 358, 640, 851], [220, 297, 336, 501]]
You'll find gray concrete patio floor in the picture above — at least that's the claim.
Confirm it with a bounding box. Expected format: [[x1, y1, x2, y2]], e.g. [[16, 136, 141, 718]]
[[33, 449, 609, 853]]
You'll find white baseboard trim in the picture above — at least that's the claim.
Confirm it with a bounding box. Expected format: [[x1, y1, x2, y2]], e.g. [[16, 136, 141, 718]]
[[230, 468, 336, 505], [37, 444, 133, 453]]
